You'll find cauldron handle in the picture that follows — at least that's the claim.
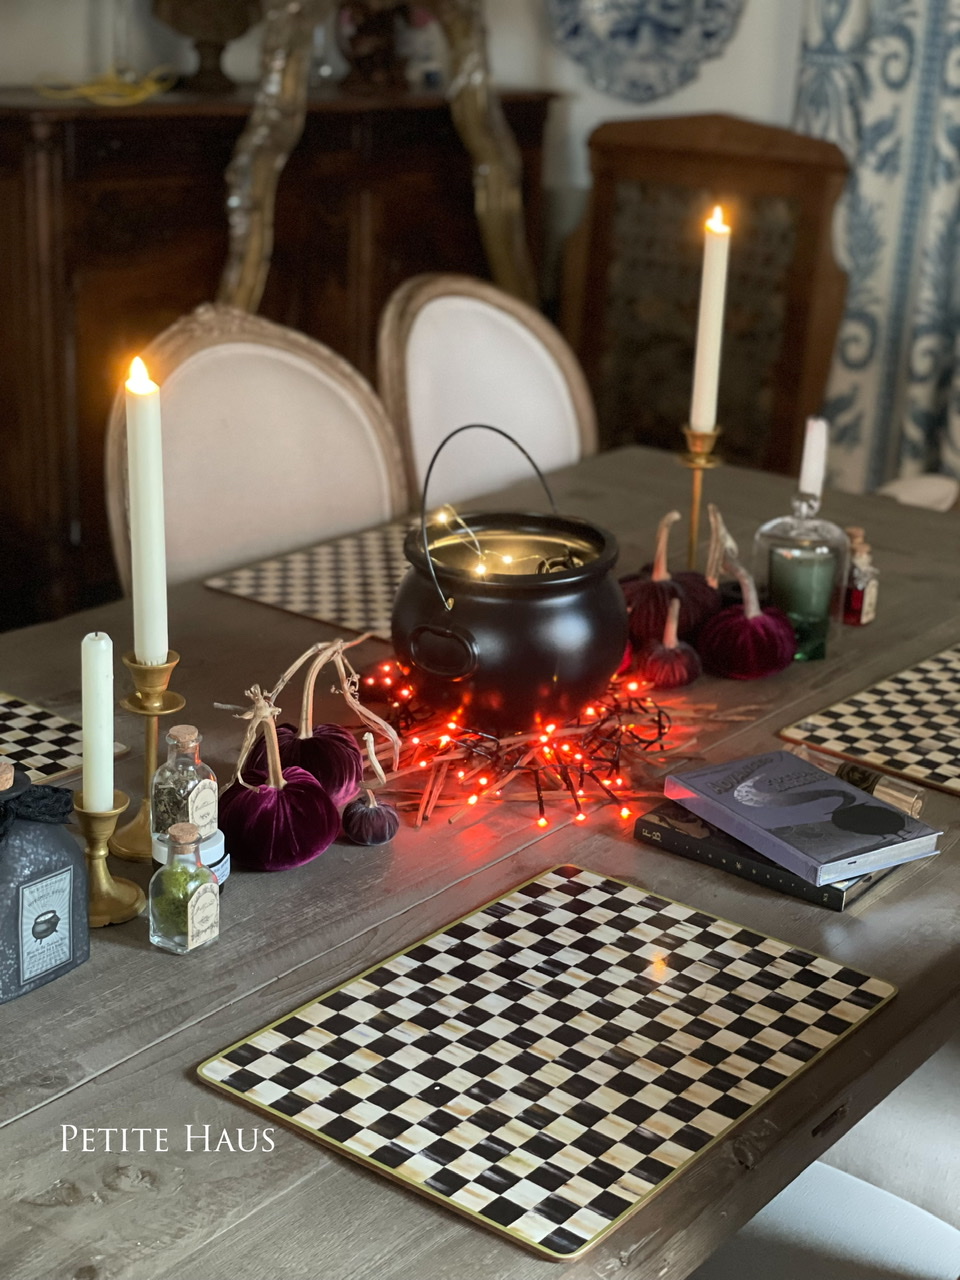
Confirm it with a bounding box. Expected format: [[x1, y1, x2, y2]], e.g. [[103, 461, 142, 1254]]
[[419, 424, 558, 613]]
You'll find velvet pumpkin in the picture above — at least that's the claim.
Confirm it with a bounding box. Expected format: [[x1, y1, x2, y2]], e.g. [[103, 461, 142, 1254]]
[[634, 598, 701, 689], [248, 721, 363, 807], [341, 789, 401, 845], [698, 561, 796, 679], [220, 688, 341, 870], [625, 511, 720, 646]]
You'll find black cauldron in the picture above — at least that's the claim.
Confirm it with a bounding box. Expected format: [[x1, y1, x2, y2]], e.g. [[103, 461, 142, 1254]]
[[392, 510, 629, 736]]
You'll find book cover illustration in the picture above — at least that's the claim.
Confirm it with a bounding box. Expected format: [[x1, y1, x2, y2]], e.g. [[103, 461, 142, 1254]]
[[664, 751, 940, 885]]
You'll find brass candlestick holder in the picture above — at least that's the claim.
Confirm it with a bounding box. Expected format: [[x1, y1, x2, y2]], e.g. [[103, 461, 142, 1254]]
[[109, 650, 186, 862], [74, 790, 146, 927], [680, 427, 722, 570]]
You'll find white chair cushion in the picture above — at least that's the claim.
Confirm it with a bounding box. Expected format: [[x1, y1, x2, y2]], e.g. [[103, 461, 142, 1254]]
[[691, 1162, 960, 1280], [159, 342, 395, 582], [820, 1032, 960, 1231], [405, 296, 582, 507]]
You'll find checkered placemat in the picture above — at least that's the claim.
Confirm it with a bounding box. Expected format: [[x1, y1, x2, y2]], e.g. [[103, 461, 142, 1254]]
[[204, 521, 413, 639], [0, 691, 126, 783], [198, 865, 894, 1260], [780, 643, 960, 795]]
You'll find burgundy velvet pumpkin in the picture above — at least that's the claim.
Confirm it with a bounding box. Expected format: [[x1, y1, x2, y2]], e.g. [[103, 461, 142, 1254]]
[[626, 511, 720, 645], [698, 561, 795, 679], [248, 722, 363, 807], [634, 598, 702, 689], [221, 692, 341, 870], [341, 789, 401, 845]]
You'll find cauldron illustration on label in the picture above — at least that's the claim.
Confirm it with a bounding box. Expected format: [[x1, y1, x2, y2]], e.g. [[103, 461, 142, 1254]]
[[32, 910, 60, 940]]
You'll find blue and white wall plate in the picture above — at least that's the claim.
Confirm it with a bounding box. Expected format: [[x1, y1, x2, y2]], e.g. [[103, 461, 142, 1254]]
[[546, 0, 747, 103]]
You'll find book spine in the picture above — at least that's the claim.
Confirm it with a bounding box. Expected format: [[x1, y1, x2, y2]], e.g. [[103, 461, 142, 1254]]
[[663, 778, 825, 884], [634, 817, 847, 909]]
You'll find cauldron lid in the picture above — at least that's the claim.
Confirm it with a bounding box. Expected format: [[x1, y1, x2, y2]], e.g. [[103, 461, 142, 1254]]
[[404, 511, 620, 588]]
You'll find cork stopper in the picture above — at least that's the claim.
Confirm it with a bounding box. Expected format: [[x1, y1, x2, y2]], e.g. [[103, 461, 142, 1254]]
[[168, 725, 200, 749], [168, 822, 200, 846], [0, 760, 15, 791]]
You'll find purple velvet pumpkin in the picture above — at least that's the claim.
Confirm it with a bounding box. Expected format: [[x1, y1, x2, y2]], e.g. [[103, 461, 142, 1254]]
[[222, 694, 342, 870], [220, 765, 341, 870], [634, 598, 702, 689], [248, 722, 363, 807], [626, 511, 720, 645], [698, 562, 795, 679]]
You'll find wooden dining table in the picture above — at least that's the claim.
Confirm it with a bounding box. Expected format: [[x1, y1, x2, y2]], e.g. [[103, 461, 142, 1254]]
[[2, 445, 959, 1280]]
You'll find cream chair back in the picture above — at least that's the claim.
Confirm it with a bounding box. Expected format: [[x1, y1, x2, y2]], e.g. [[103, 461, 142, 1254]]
[[378, 275, 596, 509], [106, 305, 407, 588]]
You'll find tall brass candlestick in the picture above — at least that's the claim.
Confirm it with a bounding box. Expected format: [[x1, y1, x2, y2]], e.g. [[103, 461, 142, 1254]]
[[109, 650, 185, 862], [680, 427, 722, 570], [74, 790, 146, 926]]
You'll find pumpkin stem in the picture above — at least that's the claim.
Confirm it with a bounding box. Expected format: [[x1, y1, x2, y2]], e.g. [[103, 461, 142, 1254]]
[[333, 650, 402, 771], [261, 702, 286, 791], [363, 731, 387, 786], [662, 596, 681, 649], [652, 511, 681, 583], [364, 787, 378, 809], [231, 685, 283, 791], [298, 644, 336, 739], [730, 556, 762, 620], [706, 504, 738, 589]]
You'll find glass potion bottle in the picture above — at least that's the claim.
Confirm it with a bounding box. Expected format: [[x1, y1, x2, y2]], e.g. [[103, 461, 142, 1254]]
[[151, 725, 218, 841], [149, 822, 219, 954], [753, 418, 849, 661]]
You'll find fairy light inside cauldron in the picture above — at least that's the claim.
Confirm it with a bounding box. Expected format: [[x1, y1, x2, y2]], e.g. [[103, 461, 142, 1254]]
[[362, 661, 702, 828], [426, 504, 595, 579]]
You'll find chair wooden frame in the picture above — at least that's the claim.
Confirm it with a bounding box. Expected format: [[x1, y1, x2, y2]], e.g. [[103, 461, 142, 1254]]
[[563, 114, 849, 476], [105, 303, 408, 592], [378, 273, 598, 499]]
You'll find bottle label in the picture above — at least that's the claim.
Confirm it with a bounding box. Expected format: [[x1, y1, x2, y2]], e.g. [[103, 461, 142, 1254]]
[[19, 867, 73, 982], [188, 780, 218, 840], [186, 883, 219, 950], [861, 578, 878, 624], [208, 851, 230, 885]]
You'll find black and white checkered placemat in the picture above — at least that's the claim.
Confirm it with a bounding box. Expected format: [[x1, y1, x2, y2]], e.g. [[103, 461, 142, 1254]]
[[0, 691, 126, 783], [780, 643, 960, 795], [204, 521, 413, 639], [198, 865, 894, 1260]]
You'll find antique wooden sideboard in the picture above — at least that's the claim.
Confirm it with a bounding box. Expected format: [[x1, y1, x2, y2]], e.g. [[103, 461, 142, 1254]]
[[0, 87, 550, 628]]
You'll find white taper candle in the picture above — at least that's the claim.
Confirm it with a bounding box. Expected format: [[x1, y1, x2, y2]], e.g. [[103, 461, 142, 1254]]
[[82, 631, 114, 811], [689, 205, 732, 433], [125, 357, 169, 666], [799, 416, 829, 499]]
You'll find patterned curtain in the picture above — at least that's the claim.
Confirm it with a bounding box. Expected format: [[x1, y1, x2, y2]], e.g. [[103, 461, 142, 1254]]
[[794, 0, 960, 492]]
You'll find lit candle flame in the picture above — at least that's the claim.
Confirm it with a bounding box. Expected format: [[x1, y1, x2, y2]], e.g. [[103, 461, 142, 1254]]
[[126, 356, 157, 395], [706, 205, 730, 234]]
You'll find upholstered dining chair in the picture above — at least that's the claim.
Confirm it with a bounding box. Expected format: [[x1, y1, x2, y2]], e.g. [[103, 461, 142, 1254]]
[[562, 115, 849, 476], [377, 274, 597, 509], [105, 304, 408, 587]]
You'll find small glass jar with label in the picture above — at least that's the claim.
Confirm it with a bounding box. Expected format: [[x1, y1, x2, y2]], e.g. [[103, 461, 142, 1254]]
[[149, 822, 219, 954], [843, 526, 880, 625], [151, 725, 218, 841]]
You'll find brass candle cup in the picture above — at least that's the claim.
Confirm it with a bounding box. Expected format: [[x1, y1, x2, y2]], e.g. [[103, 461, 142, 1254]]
[[73, 790, 146, 927], [679, 427, 722, 571], [109, 650, 186, 862]]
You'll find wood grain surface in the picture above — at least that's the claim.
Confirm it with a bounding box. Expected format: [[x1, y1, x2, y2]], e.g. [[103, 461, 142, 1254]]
[[1, 446, 957, 1280]]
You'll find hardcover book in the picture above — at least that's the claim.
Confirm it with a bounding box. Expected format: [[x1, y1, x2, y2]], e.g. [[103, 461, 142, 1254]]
[[634, 798, 906, 911], [664, 750, 940, 886]]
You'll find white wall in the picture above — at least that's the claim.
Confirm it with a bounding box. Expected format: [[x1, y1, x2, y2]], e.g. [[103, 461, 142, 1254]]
[[0, 0, 804, 197]]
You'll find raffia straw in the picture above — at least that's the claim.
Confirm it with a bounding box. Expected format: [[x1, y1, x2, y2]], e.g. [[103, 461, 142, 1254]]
[[415, 763, 437, 828], [424, 760, 450, 821]]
